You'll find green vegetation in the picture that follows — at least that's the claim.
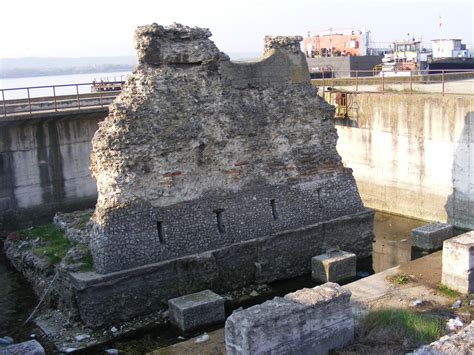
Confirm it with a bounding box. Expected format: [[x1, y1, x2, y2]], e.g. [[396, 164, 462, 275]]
[[360, 308, 443, 346], [387, 272, 410, 285], [437, 283, 461, 298], [19, 224, 71, 264], [72, 212, 92, 230], [78, 247, 94, 272]]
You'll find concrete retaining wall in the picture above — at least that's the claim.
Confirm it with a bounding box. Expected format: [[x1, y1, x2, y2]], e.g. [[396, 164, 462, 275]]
[[0, 111, 105, 229], [336, 94, 474, 229]]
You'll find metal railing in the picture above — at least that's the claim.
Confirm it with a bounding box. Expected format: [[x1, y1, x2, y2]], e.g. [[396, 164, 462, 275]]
[[311, 69, 474, 96], [0, 81, 124, 117]]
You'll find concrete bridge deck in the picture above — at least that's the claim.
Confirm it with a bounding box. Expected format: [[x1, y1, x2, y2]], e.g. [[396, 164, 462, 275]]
[[0, 82, 121, 119]]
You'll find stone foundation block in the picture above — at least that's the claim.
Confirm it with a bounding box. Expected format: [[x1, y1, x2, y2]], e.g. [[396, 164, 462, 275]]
[[168, 289, 225, 332], [225, 282, 354, 355], [312, 250, 356, 282], [441, 231, 474, 294], [411, 222, 453, 250], [0, 340, 45, 355]]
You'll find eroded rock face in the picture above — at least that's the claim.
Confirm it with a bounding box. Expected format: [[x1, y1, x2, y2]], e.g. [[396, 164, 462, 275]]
[[90, 23, 372, 274]]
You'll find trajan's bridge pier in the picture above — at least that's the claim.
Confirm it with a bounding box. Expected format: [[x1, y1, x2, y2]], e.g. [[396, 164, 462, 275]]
[[1, 84, 472, 231]]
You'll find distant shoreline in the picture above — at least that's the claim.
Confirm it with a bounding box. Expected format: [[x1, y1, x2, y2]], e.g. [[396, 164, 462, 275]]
[[0, 64, 135, 79]]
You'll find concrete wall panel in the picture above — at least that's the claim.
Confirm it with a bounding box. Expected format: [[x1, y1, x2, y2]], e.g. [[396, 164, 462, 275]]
[[337, 94, 473, 229]]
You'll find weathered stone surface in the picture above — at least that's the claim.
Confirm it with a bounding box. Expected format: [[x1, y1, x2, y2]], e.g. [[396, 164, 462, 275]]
[[225, 283, 354, 355], [411, 222, 454, 250], [134, 22, 229, 66], [68, 209, 373, 328], [414, 320, 474, 355], [441, 231, 474, 294], [0, 340, 45, 355], [168, 289, 224, 332], [312, 250, 356, 282], [89, 22, 372, 274]]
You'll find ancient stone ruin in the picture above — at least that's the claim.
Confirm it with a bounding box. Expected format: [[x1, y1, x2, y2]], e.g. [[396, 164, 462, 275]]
[[67, 22, 374, 326], [90, 22, 373, 273]]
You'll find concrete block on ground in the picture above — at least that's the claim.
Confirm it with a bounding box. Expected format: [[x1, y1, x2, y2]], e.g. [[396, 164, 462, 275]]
[[411, 222, 453, 250], [0, 340, 45, 355], [168, 289, 225, 332], [441, 231, 474, 294], [312, 250, 357, 282], [225, 282, 354, 355]]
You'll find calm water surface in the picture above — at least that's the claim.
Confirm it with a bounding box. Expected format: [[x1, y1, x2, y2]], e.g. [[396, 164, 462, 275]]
[[0, 72, 130, 99]]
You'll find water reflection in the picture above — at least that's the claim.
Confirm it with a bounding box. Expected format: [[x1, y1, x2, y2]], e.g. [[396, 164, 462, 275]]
[[372, 212, 426, 273], [0, 243, 37, 341]]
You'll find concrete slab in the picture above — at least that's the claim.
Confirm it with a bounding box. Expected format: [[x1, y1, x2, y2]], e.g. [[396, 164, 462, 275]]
[[411, 222, 453, 250], [442, 231, 474, 294], [312, 250, 356, 282], [168, 290, 225, 333]]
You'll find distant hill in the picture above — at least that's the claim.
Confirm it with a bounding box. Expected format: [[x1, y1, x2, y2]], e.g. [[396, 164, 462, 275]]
[[0, 56, 137, 78], [0, 53, 262, 78]]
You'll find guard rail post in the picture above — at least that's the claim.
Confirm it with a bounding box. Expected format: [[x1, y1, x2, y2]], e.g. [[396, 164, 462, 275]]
[[442, 70, 445, 96], [1, 90, 6, 117], [76, 84, 81, 109], [27, 88, 32, 114], [355, 70, 359, 93], [382, 71, 385, 95], [53, 86, 58, 111]]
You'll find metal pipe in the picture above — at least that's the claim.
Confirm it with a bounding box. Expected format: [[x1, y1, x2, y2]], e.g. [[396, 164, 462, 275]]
[[410, 71, 413, 95]]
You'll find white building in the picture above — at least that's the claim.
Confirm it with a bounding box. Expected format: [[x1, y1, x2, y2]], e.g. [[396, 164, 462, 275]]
[[431, 39, 470, 58]]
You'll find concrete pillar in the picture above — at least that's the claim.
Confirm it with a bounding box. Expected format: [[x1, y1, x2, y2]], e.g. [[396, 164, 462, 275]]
[[168, 289, 225, 332], [441, 231, 474, 294], [312, 250, 357, 282], [411, 222, 453, 250]]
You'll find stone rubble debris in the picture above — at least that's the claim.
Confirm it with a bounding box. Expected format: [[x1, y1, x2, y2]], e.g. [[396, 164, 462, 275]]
[[451, 299, 462, 309], [415, 320, 474, 354], [195, 333, 210, 344], [411, 299, 423, 307], [446, 317, 464, 331], [0, 337, 13, 346], [74, 334, 91, 341]]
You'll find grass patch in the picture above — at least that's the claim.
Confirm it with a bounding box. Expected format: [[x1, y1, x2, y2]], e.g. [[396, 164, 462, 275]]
[[78, 249, 94, 272], [437, 283, 461, 298], [19, 223, 71, 264], [72, 212, 92, 230], [361, 308, 443, 346], [387, 272, 410, 285]]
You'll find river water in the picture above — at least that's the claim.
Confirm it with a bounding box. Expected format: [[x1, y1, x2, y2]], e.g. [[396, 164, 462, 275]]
[[0, 211, 428, 353], [0, 71, 130, 100]]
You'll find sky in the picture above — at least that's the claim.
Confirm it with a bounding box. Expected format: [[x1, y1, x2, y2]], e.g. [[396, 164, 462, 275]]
[[1, 0, 473, 59]]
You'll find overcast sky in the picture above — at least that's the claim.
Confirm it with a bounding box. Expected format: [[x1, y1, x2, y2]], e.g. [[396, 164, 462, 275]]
[[1, 0, 472, 58]]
